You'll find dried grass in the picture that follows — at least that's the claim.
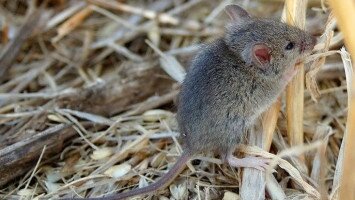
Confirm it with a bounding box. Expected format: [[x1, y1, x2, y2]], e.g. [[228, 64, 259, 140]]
[[0, 0, 352, 200], [284, 0, 307, 152], [328, 1, 355, 199]]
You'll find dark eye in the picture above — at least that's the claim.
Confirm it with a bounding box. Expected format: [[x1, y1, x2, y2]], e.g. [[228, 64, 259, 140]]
[[285, 42, 295, 50]]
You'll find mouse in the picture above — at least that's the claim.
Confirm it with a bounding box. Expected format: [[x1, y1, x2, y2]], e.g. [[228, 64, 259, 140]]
[[59, 4, 316, 200]]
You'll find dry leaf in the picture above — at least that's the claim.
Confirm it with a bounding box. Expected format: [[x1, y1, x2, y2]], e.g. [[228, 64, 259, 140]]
[[223, 191, 240, 200], [169, 183, 188, 200], [91, 147, 113, 160], [18, 188, 37, 197], [104, 163, 132, 178]]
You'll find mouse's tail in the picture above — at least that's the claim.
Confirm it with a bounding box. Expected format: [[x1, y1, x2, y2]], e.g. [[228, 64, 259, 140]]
[[61, 152, 191, 200]]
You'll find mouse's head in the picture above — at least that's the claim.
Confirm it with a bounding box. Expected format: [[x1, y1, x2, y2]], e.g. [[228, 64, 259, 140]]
[[224, 5, 316, 81]]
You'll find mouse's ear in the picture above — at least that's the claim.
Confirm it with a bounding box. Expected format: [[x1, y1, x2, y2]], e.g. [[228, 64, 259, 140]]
[[225, 5, 251, 22], [252, 44, 272, 68]]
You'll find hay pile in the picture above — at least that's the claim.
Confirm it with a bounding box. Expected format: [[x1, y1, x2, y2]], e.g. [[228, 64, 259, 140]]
[[0, 0, 351, 199]]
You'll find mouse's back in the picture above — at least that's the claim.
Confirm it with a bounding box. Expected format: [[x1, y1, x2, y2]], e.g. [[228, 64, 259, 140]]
[[177, 38, 250, 155]]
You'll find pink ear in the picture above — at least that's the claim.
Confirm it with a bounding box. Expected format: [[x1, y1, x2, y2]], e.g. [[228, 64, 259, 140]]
[[252, 44, 271, 67]]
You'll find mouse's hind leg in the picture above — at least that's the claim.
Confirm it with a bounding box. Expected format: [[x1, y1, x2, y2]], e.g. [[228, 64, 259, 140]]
[[224, 148, 271, 171]]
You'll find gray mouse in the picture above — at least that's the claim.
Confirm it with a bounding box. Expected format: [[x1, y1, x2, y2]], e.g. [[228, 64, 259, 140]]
[[61, 4, 316, 200]]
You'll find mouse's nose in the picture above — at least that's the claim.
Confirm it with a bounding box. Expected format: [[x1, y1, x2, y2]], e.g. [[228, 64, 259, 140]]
[[301, 35, 316, 53], [300, 40, 306, 53], [310, 35, 317, 47]]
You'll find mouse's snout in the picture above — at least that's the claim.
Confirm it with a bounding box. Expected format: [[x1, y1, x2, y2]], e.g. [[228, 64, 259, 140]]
[[309, 35, 317, 49], [300, 35, 316, 54]]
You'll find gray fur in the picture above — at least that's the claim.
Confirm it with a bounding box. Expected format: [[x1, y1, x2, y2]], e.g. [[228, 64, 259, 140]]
[[177, 8, 315, 158]]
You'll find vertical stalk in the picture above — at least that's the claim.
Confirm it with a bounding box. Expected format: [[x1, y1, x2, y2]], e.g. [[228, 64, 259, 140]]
[[328, 1, 355, 199], [262, 99, 281, 150], [285, 0, 308, 148]]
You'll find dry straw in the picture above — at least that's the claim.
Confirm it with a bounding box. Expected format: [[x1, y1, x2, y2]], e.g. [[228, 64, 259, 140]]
[[0, 0, 351, 199], [328, 0, 355, 199], [285, 0, 308, 151]]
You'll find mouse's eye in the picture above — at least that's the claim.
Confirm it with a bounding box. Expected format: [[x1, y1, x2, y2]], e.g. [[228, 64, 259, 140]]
[[285, 42, 295, 50]]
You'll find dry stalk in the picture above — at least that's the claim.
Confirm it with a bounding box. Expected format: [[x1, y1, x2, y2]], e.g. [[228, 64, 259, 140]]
[[52, 5, 93, 43], [328, 1, 355, 199], [262, 99, 281, 150], [240, 123, 265, 200], [285, 0, 307, 152], [0, 7, 42, 80]]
